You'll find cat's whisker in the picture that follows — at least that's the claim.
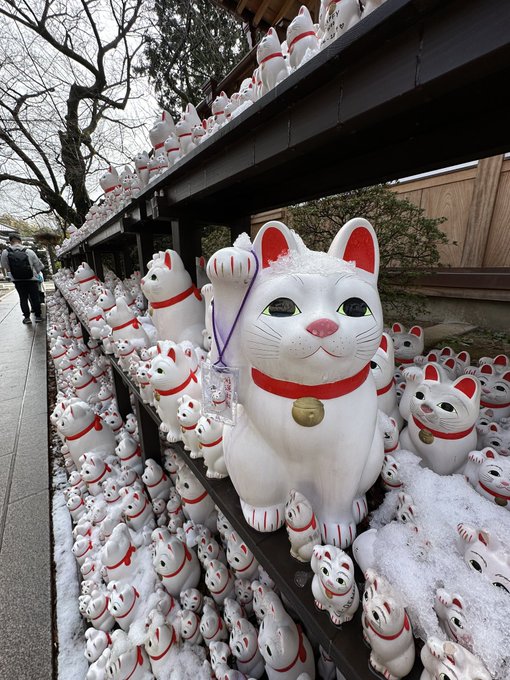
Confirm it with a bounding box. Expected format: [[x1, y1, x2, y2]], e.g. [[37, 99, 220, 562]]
[[258, 320, 282, 338], [252, 325, 282, 341], [356, 325, 379, 338], [246, 329, 280, 345]]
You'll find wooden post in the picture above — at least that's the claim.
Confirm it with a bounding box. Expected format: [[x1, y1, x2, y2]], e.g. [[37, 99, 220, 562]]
[[133, 398, 163, 464], [171, 219, 202, 283], [113, 251, 123, 278], [111, 364, 132, 419], [136, 232, 154, 277], [461, 155, 504, 267], [91, 250, 104, 280], [123, 248, 134, 277]]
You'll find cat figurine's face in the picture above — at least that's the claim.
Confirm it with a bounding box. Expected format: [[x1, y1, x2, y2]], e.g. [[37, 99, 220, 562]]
[[478, 364, 510, 408], [457, 524, 510, 593], [434, 588, 471, 648], [390, 323, 424, 363], [420, 636, 491, 680], [467, 447, 510, 507], [240, 223, 383, 384], [480, 422, 510, 456], [257, 28, 282, 64], [141, 249, 189, 302], [409, 364, 480, 433]]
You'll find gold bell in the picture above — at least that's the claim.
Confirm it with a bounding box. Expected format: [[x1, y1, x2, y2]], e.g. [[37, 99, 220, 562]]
[[418, 429, 434, 445], [292, 397, 325, 427]]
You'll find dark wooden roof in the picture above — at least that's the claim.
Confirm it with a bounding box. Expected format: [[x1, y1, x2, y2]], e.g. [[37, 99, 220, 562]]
[[212, 0, 319, 34]]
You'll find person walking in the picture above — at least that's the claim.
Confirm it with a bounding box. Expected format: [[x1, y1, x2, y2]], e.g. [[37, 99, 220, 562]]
[[1, 233, 45, 324]]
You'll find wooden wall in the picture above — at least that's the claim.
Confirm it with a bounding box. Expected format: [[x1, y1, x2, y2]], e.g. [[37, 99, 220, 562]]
[[391, 155, 510, 268]]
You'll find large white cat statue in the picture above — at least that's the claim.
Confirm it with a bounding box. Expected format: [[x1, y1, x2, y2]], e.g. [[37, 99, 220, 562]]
[[207, 219, 384, 547]]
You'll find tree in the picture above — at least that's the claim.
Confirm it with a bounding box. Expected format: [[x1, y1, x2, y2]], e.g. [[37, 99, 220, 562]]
[[287, 185, 447, 317], [0, 0, 150, 234], [139, 0, 251, 117]]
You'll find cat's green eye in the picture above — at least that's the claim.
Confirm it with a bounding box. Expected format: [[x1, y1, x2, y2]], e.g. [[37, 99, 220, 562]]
[[337, 297, 372, 317], [262, 297, 301, 317]]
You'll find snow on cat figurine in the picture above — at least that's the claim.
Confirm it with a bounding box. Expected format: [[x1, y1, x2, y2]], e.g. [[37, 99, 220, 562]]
[[258, 592, 315, 680], [477, 363, 510, 421], [464, 447, 510, 508], [371, 333, 403, 429], [207, 218, 384, 548], [399, 363, 480, 475], [311, 545, 359, 625], [286, 7, 319, 71], [257, 29, 288, 95], [434, 588, 472, 648], [457, 523, 510, 591], [149, 342, 202, 442], [153, 534, 200, 597], [420, 636, 490, 680], [362, 569, 415, 680], [390, 323, 424, 365], [141, 249, 204, 346], [177, 395, 202, 457], [196, 416, 227, 478], [285, 489, 321, 562]]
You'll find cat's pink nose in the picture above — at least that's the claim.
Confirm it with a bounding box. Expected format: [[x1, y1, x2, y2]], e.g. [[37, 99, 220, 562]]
[[420, 404, 434, 414], [306, 318, 339, 338], [501, 480, 509, 487]]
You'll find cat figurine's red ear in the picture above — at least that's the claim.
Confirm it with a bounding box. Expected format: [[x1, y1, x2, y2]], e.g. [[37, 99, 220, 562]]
[[253, 220, 299, 269], [328, 218, 380, 282]]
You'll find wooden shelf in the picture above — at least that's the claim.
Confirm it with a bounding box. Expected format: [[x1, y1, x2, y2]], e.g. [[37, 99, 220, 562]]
[[60, 0, 510, 256], [54, 280, 422, 679]]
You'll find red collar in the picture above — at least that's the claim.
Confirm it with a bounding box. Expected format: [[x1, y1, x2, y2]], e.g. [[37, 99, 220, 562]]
[[75, 540, 93, 559], [145, 471, 168, 488], [377, 378, 395, 396], [127, 499, 149, 520], [78, 274, 99, 284], [161, 545, 192, 579], [396, 356, 414, 364], [260, 52, 283, 65], [178, 132, 192, 138], [252, 364, 369, 400], [89, 314, 104, 321], [199, 436, 223, 448], [181, 489, 208, 505], [288, 30, 316, 53], [124, 647, 144, 680], [203, 616, 223, 640], [120, 445, 141, 462], [239, 643, 259, 665], [156, 368, 198, 397], [235, 555, 255, 574], [481, 399, 510, 409], [383, 479, 403, 488], [273, 625, 307, 673], [385, 441, 399, 453], [210, 575, 232, 595], [288, 514, 317, 533], [66, 415, 103, 441], [412, 416, 474, 440], [154, 141, 165, 150], [52, 349, 67, 359], [102, 303, 115, 312], [367, 612, 410, 641], [91, 597, 110, 621], [116, 589, 140, 619], [112, 317, 140, 332], [167, 146, 179, 152], [86, 464, 111, 485], [168, 504, 182, 515], [214, 110, 225, 117], [106, 544, 137, 571], [76, 376, 96, 390], [479, 481, 510, 501], [149, 628, 177, 661], [180, 423, 196, 431], [150, 285, 202, 309]]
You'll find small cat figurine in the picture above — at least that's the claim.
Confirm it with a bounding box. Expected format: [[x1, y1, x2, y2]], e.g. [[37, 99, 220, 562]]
[[420, 636, 490, 680], [434, 588, 472, 649], [319, 0, 361, 49], [286, 6, 319, 71], [399, 363, 480, 475], [464, 447, 510, 508], [389, 323, 424, 365], [479, 421, 510, 455], [477, 363, 510, 421], [371, 333, 402, 428], [311, 545, 359, 625], [285, 489, 321, 562], [380, 454, 402, 491], [207, 218, 384, 548], [256, 28, 288, 95], [457, 523, 510, 592]]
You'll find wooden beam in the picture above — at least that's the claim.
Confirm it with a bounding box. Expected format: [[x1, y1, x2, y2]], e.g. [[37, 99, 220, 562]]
[[461, 155, 505, 267], [254, 0, 272, 27], [272, 0, 295, 26], [235, 0, 249, 14]]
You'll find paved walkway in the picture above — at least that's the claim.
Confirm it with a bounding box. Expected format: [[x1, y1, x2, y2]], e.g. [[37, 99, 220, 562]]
[[0, 290, 53, 679]]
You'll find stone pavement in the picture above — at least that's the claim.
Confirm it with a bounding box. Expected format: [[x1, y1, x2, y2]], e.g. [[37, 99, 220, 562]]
[[0, 290, 53, 679]]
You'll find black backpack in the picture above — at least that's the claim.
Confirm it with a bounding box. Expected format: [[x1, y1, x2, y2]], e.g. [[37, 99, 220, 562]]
[[7, 247, 33, 280]]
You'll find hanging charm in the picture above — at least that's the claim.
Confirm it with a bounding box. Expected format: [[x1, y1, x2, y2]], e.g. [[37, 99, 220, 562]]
[[292, 397, 325, 427], [201, 362, 239, 426], [418, 429, 434, 445]]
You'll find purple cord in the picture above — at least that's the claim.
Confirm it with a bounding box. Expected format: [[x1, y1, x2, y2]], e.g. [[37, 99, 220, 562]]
[[212, 251, 259, 367]]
